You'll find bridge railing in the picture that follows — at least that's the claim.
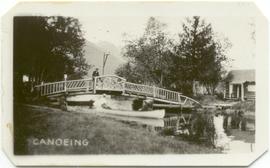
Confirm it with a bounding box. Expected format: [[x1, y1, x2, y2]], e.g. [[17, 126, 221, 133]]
[[35, 79, 93, 96], [95, 75, 126, 92], [154, 87, 180, 103], [35, 75, 200, 106], [66, 79, 93, 91], [124, 82, 186, 104], [35, 81, 66, 96], [125, 82, 154, 96]]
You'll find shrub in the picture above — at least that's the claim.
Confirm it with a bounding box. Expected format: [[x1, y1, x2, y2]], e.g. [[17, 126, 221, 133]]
[[132, 99, 143, 111], [215, 92, 224, 100], [189, 109, 215, 145]]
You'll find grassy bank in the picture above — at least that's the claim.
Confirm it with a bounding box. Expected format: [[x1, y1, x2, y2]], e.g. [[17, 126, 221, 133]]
[[14, 104, 220, 155]]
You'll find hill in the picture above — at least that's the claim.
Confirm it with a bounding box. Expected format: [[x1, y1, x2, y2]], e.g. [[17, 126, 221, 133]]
[[84, 41, 124, 76]]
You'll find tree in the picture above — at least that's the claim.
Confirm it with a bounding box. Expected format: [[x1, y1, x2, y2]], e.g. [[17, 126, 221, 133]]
[[173, 16, 231, 95], [14, 16, 90, 83], [14, 16, 90, 101], [116, 16, 230, 96], [116, 17, 173, 87]]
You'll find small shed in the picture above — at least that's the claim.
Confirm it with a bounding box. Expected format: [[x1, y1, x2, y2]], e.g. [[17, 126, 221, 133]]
[[224, 69, 255, 101]]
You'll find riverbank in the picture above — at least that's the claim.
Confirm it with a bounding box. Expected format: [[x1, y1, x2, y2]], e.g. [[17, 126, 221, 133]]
[[14, 104, 220, 155]]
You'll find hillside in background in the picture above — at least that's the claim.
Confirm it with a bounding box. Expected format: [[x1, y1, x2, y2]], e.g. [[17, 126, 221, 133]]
[[84, 41, 125, 76]]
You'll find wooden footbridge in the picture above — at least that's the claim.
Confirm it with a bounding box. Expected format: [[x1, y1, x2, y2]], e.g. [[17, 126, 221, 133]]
[[35, 75, 201, 107]]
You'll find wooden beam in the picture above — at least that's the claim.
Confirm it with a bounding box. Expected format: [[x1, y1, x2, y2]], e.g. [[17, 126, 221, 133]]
[[153, 104, 181, 108]]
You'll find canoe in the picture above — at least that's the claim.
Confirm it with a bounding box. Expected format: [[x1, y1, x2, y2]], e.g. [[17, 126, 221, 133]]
[[97, 108, 165, 119], [67, 106, 165, 119]]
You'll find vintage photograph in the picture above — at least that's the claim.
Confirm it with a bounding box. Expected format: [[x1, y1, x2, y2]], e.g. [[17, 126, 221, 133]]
[[12, 3, 256, 156]]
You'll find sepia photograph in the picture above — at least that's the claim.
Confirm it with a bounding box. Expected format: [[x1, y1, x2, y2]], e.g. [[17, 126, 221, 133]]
[[1, 1, 268, 166]]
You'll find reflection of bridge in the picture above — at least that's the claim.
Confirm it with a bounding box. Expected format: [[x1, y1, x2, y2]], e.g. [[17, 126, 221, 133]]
[[35, 75, 200, 107]]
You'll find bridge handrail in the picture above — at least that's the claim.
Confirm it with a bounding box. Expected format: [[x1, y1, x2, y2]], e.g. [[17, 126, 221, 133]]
[[35, 80, 65, 87], [96, 75, 126, 81], [124, 82, 201, 105], [35, 75, 200, 106], [66, 78, 92, 82], [35, 78, 93, 87], [125, 82, 182, 95]]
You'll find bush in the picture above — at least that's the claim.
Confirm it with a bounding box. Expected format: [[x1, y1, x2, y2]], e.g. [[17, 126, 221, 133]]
[[132, 99, 143, 111], [215, 92, 224, 100], [189, 109, 215, 145]]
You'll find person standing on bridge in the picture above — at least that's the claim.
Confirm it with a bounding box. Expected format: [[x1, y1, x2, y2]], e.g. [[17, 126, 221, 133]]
[[92, 68, 100, 80], [92, 68, 100, 90]]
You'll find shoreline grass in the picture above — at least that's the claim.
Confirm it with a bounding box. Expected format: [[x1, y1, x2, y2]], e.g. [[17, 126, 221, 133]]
[[14, 104, 220, 155]]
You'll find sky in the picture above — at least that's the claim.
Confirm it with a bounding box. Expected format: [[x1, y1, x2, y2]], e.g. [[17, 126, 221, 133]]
[[7, 1, 257, 70]]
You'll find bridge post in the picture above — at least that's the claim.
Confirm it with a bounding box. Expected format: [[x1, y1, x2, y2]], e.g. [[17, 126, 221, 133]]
[[122, 80, 126, 94], [93, 77, 96, 94], [64, 74, 67, 92], [153, 86, 156, 97], [64, 80, 67, 92], [178, 94, 181, 103], [86, 79, 89, 92]]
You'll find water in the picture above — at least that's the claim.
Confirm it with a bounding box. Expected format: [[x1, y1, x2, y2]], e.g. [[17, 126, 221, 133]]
[[212, 115, 254, 153], [213, 115, 230, 149], [67, 94, 254, 153]]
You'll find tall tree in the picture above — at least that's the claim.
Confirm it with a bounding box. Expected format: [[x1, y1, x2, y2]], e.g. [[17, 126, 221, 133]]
[[172, 16, 231, 95], [14, 16, 90, 84], [14, 16, 90, 101]]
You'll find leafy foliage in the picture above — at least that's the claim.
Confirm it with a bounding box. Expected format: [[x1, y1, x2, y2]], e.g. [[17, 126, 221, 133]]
[[14, 16, 91, 101], [116, 16, 231, 95], [14, 16, 90, 83], [116, 17, 173, 87], [172, 16, 231, 95], [189, 109, 215, 145]]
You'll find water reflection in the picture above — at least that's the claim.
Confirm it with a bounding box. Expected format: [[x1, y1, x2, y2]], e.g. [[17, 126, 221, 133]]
[[99, 113, 165, 127], [68, 105, 167, 127]]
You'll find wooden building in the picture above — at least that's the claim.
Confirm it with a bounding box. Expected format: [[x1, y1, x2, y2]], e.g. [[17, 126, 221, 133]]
[[224, 69, 255, 101]]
